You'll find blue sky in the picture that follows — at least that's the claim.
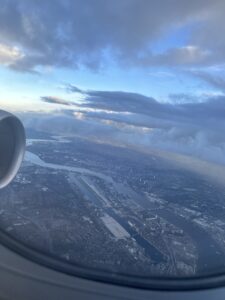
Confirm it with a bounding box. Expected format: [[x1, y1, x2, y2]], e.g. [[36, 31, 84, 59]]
[[0, 62, 203, 110], [0, 52, 218, 111]]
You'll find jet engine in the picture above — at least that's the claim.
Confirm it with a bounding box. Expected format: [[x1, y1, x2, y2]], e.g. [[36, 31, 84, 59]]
[[0, 110, 25, 189]]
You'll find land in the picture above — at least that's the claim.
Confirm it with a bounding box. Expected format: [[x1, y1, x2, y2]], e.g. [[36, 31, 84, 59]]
[[1, 130, 225, 277]]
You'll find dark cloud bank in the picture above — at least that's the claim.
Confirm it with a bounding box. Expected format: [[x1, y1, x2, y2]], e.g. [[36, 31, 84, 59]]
[[22, 87, 225, 166], [1, 0, 225, 72]]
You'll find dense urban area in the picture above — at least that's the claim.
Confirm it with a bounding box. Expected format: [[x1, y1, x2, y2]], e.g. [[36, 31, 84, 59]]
[[0, 129, 225, 278]]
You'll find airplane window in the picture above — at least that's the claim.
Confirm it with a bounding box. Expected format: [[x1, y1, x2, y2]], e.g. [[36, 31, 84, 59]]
[[0, 0, 225, 289]]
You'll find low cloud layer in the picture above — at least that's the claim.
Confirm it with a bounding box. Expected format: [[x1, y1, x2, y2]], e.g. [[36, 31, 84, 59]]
[[37, 87, 225, 165]]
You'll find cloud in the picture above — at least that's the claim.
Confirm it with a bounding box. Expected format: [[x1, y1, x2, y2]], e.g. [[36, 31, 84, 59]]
[[191, 71, 225, 92], [41, 96, 74, 106], [36, 85, 225, 166], [66, 84, 84, 94], [45, 85, 225, 128], [0, 0, 224, 72], [138, 46, 211, 67], [168, 93, 199, 104], [72, 88, 225, 128], [84, 90, 161, 114], [0, 43, 24, 65]]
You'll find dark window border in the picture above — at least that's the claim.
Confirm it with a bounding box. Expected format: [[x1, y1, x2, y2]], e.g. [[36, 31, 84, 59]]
[[0, 227, 225, 291]]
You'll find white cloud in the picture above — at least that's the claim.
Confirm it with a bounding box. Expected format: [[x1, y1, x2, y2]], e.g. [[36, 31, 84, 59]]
[[0, 43, 24, 65]]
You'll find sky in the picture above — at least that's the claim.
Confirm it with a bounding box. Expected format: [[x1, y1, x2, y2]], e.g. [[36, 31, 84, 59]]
[[1, 0, 225, 165]]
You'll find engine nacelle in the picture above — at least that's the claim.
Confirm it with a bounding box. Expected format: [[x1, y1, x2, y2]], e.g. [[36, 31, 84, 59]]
[[0, 110, 25, 189]]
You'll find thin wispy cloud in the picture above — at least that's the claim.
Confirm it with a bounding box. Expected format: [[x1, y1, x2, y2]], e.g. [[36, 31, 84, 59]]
[[191, 71, 225, 92], [41, 96, 74, 106]]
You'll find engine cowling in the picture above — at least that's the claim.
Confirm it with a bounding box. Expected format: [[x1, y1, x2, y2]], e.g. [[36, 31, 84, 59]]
[[0, 110, 25, 189]]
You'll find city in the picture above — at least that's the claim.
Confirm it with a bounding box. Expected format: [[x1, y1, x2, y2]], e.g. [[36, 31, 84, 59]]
[[0, 129, 225, 278]]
